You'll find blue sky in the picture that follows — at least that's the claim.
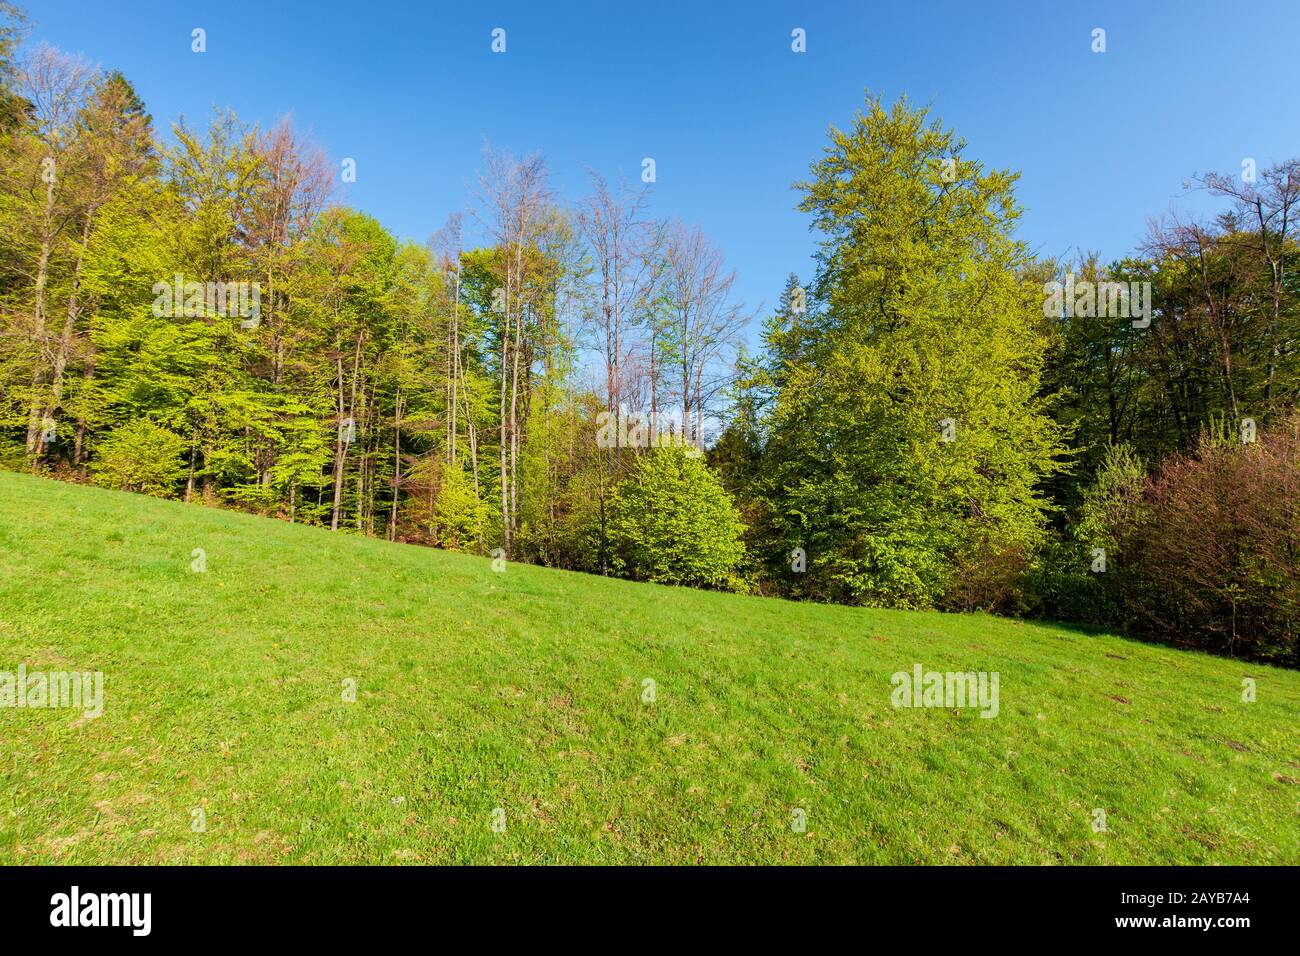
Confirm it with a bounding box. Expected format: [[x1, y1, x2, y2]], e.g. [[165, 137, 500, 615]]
[[17, 0, 1300, 325]]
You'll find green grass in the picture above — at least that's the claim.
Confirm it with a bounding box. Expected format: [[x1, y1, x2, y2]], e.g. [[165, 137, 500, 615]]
[[0, 470, 1296, 865]]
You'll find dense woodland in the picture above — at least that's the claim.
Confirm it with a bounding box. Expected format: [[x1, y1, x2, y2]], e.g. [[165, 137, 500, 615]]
[[1, 5, 1297, 664]]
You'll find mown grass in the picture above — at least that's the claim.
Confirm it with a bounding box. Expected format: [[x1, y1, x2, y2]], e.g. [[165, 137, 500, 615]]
[[0, 470, 1296, 864]]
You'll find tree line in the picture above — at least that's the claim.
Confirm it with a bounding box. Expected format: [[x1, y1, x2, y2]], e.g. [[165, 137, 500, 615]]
[[2, 6, 1296, 663], [0, 14, 748, 582]]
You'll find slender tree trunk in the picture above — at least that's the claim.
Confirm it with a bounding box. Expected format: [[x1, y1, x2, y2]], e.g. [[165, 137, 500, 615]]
[[499, 265, 512, 553], [1194, 238, 1239, 420], [25, 175, 58, 462], [1267, 259, 1280, 405], [331, 351, 347, 530], [390, 387, 402, 541], [74, 355, 94, 472], [509, 299, 523, 531], [37, 211, 95, 459], [695, 365, 704, 449], [331, 333, 363, 531], [445, 304, 454, 461], [681, 305, 692, 445], [185, 439, 197, 502], [458, 318, 480, 504], [450, 260, 461, 462], [357, 381, 372, 533], [649, 317, 658, 445]]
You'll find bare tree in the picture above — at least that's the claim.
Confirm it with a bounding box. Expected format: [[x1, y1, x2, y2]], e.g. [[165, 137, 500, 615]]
[[575, 170, 664, 572], [16, 44, 95, 462], [239, 118, 334, 499], [665, 221, 747, 446], [1143, 216, 1245, 421], [1196, 160, 1300, 406], [576, 171, 655, 431], [431, 212, 464, 465], [250, 117, 334, 387], [476, 145, 553, 555]]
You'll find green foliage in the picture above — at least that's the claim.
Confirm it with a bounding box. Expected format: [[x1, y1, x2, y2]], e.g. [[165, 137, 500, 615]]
[[607, 446, 747, 589], [1041, 216, 1300, 515], [90, 418, 187, 496], [752, 94, 1064, 608], [2, 30, 1297, 660], [1029, 445, 1146, 630], [1077, 443, 1147, 553], [433, 459, 489, 552], [0, 2, 26, 132], [1023, 534, 1106, 625]]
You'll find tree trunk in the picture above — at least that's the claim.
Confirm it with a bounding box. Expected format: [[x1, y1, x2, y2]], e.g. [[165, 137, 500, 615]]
[[25, 175, 58, 462], [36, 211, 95, 459], [449, 260, 461, 462], [499, 267, 512, 553], [390, 387, 402, 540]]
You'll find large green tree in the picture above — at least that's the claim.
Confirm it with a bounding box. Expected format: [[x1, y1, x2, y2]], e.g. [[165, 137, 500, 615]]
[[752, 95, 1065, 608]]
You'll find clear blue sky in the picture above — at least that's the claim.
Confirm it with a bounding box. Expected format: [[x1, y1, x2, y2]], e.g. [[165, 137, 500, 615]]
[[17, 0, 1300, 325]]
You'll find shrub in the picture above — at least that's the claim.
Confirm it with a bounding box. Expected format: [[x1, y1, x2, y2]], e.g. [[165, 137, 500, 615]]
[[432, 460, 489, 551], [1032, 443, 1149, 627], [1077, 443, 1148, 555], [1025, 535, 1108, 625], [1135, 422, 1299, 663], [942, 543, 1034, 616], [1089, 419, 1300, 665], [91, 420, 188, 498], [0, 435, 23, 471], [607, 447, 747, 589]]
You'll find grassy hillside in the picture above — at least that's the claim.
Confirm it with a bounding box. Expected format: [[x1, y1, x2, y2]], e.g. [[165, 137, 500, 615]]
[[0, 470, 1296, 865]]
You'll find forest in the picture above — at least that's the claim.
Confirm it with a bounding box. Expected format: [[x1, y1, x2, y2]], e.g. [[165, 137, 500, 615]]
[[1, 3, 1297, 665]]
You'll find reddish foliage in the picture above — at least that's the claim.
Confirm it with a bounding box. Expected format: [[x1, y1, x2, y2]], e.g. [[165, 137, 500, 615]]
[[1116, 416, 1300, 663]]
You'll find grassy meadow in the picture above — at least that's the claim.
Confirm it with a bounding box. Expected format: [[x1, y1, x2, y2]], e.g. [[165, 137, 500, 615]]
[[0, 470, 1296, 864]]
